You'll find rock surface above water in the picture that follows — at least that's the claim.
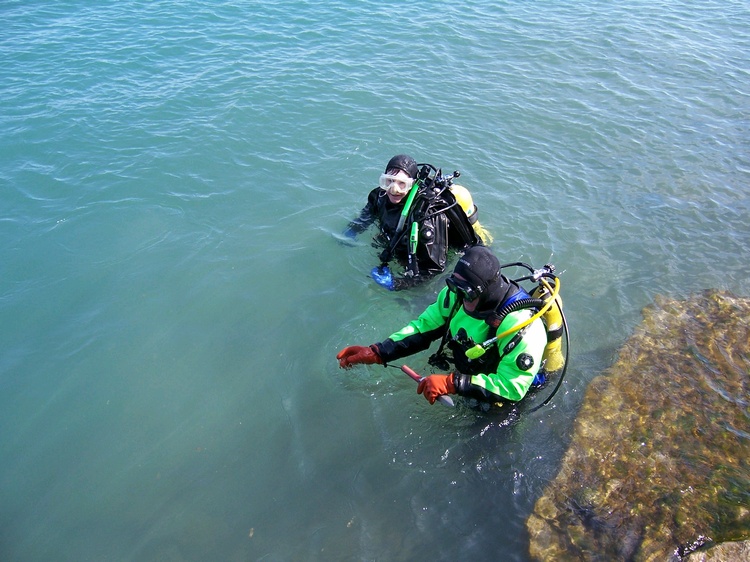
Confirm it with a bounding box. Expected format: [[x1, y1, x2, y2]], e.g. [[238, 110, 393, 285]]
[[527, 290, 749, 561]]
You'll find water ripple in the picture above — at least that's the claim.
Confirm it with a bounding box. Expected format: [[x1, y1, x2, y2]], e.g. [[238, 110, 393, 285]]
[[2, 1, 750, 560]]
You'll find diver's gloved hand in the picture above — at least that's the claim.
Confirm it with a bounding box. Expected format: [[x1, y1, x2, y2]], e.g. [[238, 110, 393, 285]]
[[417, 373, 456, 405], [337, 345, 383, 369], [334, 227, 358, 247], [371, 265, 395, 291]]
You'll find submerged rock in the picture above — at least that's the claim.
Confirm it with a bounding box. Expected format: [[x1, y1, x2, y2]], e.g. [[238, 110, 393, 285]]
[[527, 290, 750, 561]]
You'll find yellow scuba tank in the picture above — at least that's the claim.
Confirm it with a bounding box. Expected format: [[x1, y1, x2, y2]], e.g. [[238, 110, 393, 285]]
[[449, 184, 494, 245], [531, 278, 565, 373]]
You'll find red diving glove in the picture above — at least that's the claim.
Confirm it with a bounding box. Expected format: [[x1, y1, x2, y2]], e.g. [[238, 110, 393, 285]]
[[417, 374, 456, 405], [336, 345, 383, 369]]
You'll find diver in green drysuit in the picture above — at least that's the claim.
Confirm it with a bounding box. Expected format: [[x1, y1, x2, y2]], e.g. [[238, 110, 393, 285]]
[[337, 246, 548, 405]]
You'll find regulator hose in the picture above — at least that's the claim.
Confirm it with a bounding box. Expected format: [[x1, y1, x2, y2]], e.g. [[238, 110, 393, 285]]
[[465, 277, 561, 360], [492, 297, 546, 327]]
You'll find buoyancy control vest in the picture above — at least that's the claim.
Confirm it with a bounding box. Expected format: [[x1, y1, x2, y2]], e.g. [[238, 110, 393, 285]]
[[432, 264, 567, 380], [435, 287, 533, 375], [379, 165, 482, 276]]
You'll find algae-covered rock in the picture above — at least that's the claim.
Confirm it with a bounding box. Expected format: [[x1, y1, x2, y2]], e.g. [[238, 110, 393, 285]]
[[527, 290, 750, 561], [685, 539, 750, 561]]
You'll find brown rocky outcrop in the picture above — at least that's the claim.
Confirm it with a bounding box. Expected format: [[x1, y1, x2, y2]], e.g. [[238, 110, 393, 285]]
[[527, 290, 749, 561]]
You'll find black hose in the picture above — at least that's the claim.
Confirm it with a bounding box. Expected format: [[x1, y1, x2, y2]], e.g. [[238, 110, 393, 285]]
[[500, 261, 535, 275], [492, 297, 546, 327]]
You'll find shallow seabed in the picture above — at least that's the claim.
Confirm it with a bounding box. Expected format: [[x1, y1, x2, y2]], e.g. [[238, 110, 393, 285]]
[[1, 1, 749, 560]]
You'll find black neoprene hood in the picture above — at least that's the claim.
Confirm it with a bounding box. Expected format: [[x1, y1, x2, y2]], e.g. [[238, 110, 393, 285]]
[[453, 246, 500, 294], [385, 154, 418, 179]]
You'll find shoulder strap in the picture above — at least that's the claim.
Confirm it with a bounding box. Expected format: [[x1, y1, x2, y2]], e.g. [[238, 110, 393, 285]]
[[378, 184, 424, 264], [496, 326, 528, 362]]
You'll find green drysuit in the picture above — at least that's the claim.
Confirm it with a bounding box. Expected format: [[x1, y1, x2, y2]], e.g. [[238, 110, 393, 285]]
[[374, 286, 547, 402]]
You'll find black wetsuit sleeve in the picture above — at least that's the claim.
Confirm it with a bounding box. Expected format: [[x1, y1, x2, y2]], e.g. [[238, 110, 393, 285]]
[[345, 188, 380, 235]]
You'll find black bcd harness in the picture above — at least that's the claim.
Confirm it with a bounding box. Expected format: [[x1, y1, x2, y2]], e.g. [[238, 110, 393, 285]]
[[378, 163, 481, 276]]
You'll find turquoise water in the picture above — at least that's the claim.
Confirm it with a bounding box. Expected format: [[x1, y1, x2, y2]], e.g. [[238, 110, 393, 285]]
[[2, 1, 748, 560]]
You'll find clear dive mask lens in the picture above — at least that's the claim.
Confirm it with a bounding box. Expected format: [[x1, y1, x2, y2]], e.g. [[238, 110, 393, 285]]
[[378, 173, 413, 196]]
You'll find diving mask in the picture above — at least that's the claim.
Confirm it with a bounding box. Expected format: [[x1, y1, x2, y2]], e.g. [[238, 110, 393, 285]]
[[379, 173, 414, 197], [446, 275, 482, 302]]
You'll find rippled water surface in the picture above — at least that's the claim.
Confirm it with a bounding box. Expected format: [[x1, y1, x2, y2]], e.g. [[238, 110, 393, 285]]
[[1, 1, 748, 560]]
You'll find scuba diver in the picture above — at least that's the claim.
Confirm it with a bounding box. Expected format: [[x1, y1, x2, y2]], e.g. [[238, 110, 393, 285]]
[[337, 246, 568, 407], [344, 154, 492, 291]]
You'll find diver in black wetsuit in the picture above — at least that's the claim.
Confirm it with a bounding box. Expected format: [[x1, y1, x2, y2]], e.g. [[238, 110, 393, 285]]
[[344, 154, 488, 291]]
